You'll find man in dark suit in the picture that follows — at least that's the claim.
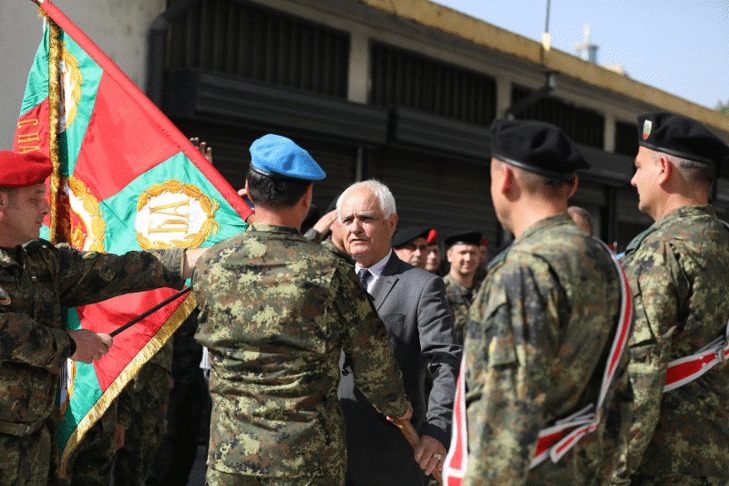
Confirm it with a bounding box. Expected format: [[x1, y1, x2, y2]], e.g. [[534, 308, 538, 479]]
[[337, 179, 461, 486]]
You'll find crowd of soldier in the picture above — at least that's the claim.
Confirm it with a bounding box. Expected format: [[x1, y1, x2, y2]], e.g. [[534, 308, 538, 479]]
[[1, 108, 729, 486]]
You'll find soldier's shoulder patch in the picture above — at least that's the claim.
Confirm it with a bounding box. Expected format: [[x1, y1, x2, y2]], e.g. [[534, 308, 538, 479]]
[[0, 285, 11, 306]]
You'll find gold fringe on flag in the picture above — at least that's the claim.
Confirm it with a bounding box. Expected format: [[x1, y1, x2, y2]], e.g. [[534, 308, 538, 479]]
[[58, 292, 198, 478], [46, 11, 63, 244]]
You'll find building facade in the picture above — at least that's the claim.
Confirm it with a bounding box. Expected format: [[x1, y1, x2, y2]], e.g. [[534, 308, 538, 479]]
[[3, 0, 729, 253]]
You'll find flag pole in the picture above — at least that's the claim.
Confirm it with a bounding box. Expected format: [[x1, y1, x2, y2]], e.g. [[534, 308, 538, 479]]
[[393, 419, 444, 485], [109, 286, 193, 337], [44, 0, 63, 243]]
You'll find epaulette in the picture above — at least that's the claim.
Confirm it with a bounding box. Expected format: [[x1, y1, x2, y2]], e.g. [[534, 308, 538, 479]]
[[22, 238, 54, 254], [486, 246, 510, 272], [624, 226, 655, 254]]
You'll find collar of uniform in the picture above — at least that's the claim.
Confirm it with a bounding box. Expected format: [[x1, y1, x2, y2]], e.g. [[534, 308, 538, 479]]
[[625, 204, 716, 253], [512, 212, 573, 246], [444, 273, 471, 293], [247, 223, 302, 235], [0, 246, 21, 270]]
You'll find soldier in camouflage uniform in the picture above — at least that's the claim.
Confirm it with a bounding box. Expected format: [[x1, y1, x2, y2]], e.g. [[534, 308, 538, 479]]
[[113, 341, 172, 486], [193, 134, 410, 485], [456, 120, 630, 485], [608, 112, 729, 486], [146, 309, 210, 486], [304, 205, 355, 265], [442, 231, 482, 345], [0, 150, 205, 486]]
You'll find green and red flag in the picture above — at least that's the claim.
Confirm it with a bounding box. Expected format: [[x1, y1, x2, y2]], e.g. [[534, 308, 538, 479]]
[[13, 0, 252, 477]]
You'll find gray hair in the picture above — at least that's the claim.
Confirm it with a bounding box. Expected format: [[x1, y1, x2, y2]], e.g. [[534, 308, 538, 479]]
[[336, 179, 397, 220], [651, 150, 715, 186]]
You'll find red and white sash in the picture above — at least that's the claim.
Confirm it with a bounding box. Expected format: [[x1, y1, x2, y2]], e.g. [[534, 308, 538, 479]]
[[443, 244, 632, 484], [664, 319, 729, 392]]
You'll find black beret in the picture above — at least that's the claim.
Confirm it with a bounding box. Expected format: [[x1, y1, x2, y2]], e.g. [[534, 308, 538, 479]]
[[392, 226, 431, 248], [445, 231, 482, 249], [490, 119, 590, 177], [637, 112, 729, 167]]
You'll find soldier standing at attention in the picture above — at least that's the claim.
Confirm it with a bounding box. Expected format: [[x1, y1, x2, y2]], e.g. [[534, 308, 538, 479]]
[[609, 112, 729, 486], [442, 231, 482, 345], [444, 119, 632, 486], [0, 150, 204, 486], [193, 134, 411, 486]]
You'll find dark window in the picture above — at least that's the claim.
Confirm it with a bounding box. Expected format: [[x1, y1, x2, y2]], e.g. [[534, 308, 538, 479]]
[[166, 0, 349, 98], [615, 121, 638, 157], [511, 85, 605, 148], [370, 42, 497, 126]]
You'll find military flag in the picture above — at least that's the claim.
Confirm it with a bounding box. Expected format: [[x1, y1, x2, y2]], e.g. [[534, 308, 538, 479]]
[[13, 0, 252, 477]]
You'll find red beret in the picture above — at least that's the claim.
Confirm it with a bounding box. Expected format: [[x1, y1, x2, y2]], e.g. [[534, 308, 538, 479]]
[[0, 151, 53, 187]]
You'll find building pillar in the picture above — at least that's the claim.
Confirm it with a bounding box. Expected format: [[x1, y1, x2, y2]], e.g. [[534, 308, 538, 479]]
[[604, 112, 616, 152], [347, 30, 370, 103], [496, 75, 512, 119]]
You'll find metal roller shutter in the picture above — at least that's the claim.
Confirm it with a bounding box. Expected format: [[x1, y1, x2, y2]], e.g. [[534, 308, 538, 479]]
[[368, 147, 500, 258], [169, 118, 356, 213]]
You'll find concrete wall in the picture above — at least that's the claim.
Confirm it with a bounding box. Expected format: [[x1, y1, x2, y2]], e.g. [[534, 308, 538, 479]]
[[0, 0, 165, 149]]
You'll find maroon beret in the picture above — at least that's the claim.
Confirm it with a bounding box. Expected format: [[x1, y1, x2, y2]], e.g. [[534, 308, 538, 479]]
[[0, 151, 53, 187]]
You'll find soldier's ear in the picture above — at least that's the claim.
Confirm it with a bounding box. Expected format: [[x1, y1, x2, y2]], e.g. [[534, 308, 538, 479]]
[[567, 174, 578, 198], [656, 154, 672, 186], [500, 163, 515, 196]]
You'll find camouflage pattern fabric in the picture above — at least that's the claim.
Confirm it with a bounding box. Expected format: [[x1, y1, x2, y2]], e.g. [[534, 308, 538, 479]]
[[146, 309, 209, 486], [114, 341, 172, 486], [443, 274, 475, 345], [321, 237, 354, 265], [61, 401, 117, 486], [303, 228, 354, 265], [463, 214, 628, 485], [0, 425, 52, 486], [0, 239, 185, 485], [193, 223, 408, 482], [610, 205, 729, 485]]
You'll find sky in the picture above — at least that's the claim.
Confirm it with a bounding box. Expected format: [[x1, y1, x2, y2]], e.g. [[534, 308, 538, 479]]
[[432, 0, 729, 110]]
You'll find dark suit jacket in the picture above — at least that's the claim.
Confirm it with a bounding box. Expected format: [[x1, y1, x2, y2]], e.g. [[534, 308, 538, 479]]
[[339, 252, 461, 485]]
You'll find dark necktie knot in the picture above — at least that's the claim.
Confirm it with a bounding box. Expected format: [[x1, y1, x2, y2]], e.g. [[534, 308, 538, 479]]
[[357, 268, 371, 290]]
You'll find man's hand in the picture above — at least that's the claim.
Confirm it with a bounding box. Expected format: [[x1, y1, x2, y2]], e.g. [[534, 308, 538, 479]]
[[68, 329, 113, 363], [312, 209, 338, 235], [414, 435, 446, 476], [190, 137, 213, 163]]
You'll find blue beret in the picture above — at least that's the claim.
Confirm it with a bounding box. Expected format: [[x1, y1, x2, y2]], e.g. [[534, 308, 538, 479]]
[[490, 119, 590, 178], [638, 112, 729, 167], [249, 134, 326, 181]]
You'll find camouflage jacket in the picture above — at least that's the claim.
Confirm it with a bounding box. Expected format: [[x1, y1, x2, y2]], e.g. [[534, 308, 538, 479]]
[[610, 205, 729, 484], [0, 240, 185, 426], [464, 213, 627, 486], [193, 223, 408, 479], [443, 274, 475, 345]]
